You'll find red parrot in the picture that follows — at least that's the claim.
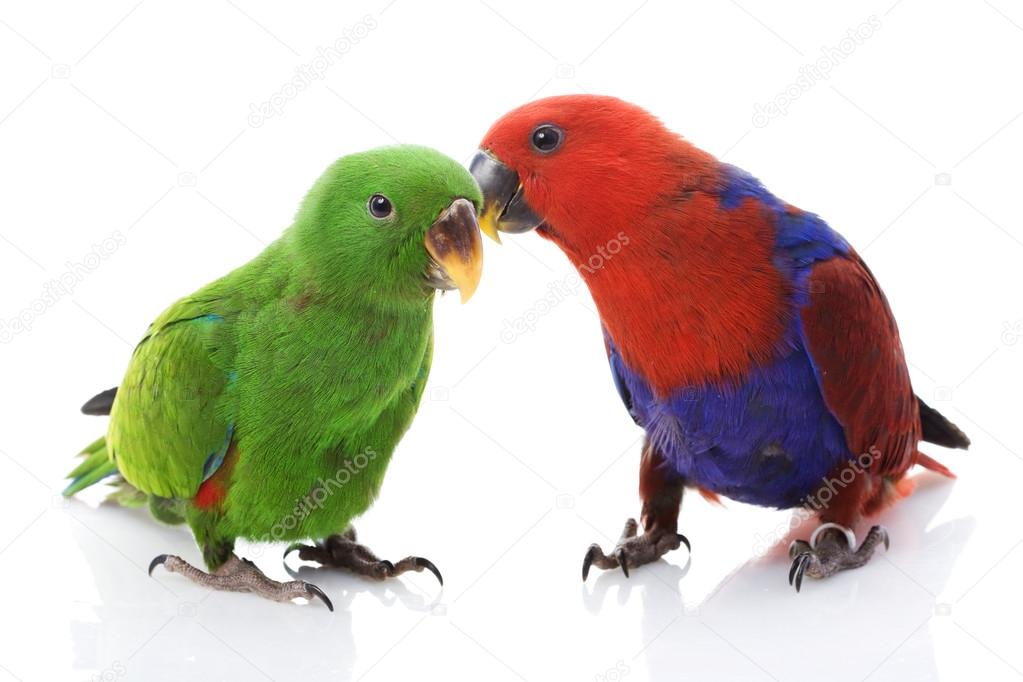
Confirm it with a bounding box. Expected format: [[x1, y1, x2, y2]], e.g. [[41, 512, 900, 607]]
[[470, 95, 969, 590]]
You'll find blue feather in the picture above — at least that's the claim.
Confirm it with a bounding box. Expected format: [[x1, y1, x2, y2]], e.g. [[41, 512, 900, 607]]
[[609, 334, 851, 508], [201, 424, 234, 482], [601, 165, 855, 507]]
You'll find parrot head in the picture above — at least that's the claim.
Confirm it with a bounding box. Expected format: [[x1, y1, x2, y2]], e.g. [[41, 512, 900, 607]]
[[470, 95, 711, 255], [294, 145, 484, 304]]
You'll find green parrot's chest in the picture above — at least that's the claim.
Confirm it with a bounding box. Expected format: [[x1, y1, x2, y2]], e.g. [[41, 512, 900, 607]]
[[237, 376, 424, 542], [217, 304, 433, 541]]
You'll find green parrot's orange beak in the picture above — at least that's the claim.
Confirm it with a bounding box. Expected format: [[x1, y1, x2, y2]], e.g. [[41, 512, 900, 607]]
[[424, 198, 483, 303], [469, 150, 544, 244]]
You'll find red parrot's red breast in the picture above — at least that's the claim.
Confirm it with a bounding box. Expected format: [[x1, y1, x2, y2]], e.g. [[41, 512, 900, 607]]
[[481, 96, 793, 394]]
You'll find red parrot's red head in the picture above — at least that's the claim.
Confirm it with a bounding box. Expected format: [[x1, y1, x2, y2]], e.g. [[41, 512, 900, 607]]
[[471, 95, 717, 256], [471, 95, 792, 393]]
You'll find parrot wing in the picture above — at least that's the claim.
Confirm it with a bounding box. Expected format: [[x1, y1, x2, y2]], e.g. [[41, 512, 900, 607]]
[[108, 294, 236, 499], [799, 252, 919, 476], [81, 387, 118, 415]]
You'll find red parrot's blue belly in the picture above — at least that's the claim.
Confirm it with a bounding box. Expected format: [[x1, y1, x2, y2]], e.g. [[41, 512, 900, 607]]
[[603, 163, 858, 509], [609, 336, 854, 509]]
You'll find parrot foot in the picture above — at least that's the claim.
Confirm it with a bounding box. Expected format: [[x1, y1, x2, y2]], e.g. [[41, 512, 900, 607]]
[[148, 553, 333, 611], [283, 529, 443, 586], [581, 518, 691, 581], [787, 523, 890, 592]]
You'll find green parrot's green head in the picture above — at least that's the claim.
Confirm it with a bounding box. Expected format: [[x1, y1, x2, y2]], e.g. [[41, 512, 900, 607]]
[[291, 145, 484, 305]]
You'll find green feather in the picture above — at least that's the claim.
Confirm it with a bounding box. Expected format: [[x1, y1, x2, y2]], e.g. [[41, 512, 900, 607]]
[[67, 145, 482, 570], [63, 438, 117, 496]]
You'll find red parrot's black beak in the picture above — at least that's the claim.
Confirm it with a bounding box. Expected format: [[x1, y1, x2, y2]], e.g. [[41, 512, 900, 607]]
[[469, 150, 543, 243]]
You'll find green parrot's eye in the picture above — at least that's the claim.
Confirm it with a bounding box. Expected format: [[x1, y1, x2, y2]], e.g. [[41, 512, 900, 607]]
[[368, 194, 393, 219], [530, 124, 563, 154]]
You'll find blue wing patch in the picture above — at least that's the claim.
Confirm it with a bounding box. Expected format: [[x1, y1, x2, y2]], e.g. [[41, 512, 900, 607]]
[[201, 423, 234, 482]]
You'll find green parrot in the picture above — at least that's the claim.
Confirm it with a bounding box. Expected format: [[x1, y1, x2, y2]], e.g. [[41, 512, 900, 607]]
[[65, 145, 484, 610]]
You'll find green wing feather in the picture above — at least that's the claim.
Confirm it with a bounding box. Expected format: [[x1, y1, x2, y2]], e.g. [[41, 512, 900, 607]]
[[107, 294, 236, 499], [63, 436, 118, 496]]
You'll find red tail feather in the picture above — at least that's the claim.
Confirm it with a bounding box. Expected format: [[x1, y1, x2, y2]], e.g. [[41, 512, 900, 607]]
[[915, 452, 956, 479]]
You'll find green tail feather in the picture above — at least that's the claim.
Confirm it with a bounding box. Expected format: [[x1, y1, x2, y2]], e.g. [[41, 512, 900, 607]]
[[63, 436, 119, 497]]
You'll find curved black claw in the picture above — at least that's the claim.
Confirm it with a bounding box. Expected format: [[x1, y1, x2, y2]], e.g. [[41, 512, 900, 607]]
[[677, 533, 691, 553], [881, 527, 891, 551], [789, 553, 811, 593], [615, 547, 629, 578], [148, 554, 169, 576], [304, 583, 334, 611], [582, 544, 600, 582], [283, 543, 306, 560], [415, 557, 444, 586]]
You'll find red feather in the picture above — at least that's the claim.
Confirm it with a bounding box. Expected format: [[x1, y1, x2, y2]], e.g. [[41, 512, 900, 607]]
[[482, 96, 794, 395], [799, 252, 951, 520], [193, 440, 239, 511], [801, 252, 920, 478], [482, 95, 961, 525]]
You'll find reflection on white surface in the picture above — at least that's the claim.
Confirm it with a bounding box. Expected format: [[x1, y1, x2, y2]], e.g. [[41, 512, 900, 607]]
[[579, 476, 976, 682], [4, 466, 1010, 682]]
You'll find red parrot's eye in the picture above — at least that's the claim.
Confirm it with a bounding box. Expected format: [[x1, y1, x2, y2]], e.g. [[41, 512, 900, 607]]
[[530, 124, 563, 154], [368, 194, 393, 219]]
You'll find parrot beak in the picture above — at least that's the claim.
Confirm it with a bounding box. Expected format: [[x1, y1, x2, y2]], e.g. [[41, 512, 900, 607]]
[[469, 150, 543, 243], [424, 197, 484, 303]]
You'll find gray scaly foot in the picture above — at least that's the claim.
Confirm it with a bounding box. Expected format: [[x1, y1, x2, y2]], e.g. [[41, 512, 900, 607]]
[[284, 527, 442, 586], [582, 518, 691, 581], [788, 523, 890, 592], [149, 553, 333, 610]]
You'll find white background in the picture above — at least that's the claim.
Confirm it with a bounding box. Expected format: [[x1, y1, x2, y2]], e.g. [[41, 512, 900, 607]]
[[1, 1, 1021, 680]]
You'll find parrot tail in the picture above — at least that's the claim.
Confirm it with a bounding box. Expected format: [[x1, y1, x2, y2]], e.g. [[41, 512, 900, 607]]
[[64, 436, 147, 507], [917, 396, 971, 449], [63, 436, 119, 497], [69, 389, 147, 507], [915, 451, 955, 478], [81, 387, 117, 415]]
